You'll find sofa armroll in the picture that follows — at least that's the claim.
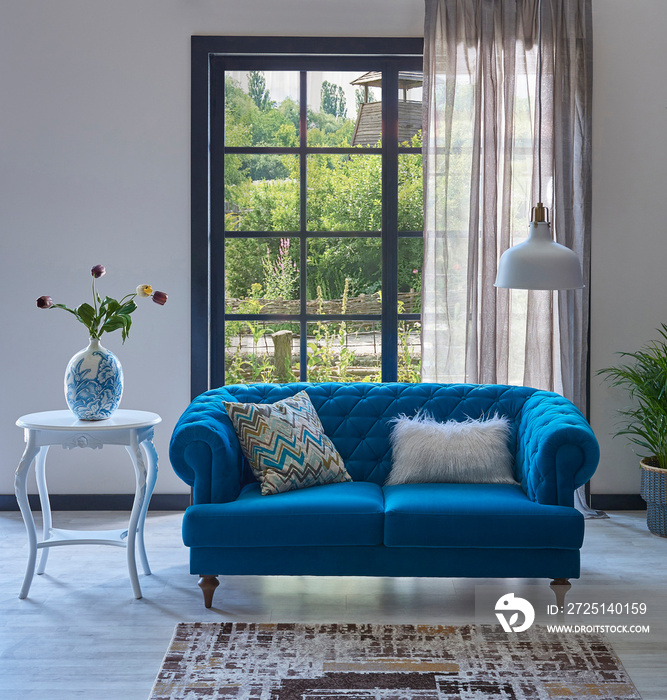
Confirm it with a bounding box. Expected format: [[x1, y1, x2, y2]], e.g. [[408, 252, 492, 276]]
[[169, 389, 246, 505], [515, 391, 600, 507], [516, 391, 600, 506]]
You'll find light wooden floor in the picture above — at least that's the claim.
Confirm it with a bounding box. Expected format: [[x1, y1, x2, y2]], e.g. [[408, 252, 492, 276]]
[[0, 509, 665, 699]]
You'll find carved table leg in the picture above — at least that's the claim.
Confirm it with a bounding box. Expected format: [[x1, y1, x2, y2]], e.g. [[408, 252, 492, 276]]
[[198, 576, 219, 608], [550, 578, 572, 612], [135, 434, 158, 576], [125, 432, 147, 600], [15, 435, 41, 599], [35, 445, 52, 575]]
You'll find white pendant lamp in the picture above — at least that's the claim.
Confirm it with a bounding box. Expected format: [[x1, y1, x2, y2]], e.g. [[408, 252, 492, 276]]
[[495, 205, 584, 290], [494, 0, 584, 291]]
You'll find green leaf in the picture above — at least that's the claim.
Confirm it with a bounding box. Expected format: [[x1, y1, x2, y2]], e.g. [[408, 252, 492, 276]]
[[101, 317, 125, 334], [124, 314, 134, 343], [76, 303, 96, 326], [599, 323, 667, 467], [118, 301, 137, 315], [101, 297, 120, 315], [52, 304, 80, 317]]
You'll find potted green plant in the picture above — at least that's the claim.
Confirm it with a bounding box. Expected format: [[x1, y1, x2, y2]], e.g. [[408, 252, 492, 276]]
[[598, 324, 667, 536]]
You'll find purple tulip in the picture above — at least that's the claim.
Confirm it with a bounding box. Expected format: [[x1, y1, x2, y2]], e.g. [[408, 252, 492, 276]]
[[91, 265, 106, 278], [36, 295, 54, 309], [152, 291, 168, 306]]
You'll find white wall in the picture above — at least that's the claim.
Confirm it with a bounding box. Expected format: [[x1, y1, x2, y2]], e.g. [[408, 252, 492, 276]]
[[0, 0, 423, 498], [0, 0, 662, 499], [589, 0, 667, 495]]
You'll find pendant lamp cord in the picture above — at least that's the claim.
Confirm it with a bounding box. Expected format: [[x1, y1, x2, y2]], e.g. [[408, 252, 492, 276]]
[[537, 0, 543, 204]]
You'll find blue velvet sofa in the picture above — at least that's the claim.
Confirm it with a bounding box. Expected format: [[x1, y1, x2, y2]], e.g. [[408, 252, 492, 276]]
[[169, 382, 599, 607]]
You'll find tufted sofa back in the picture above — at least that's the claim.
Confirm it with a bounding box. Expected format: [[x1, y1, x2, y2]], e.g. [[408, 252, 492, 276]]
[[218, 382, 538, 486]]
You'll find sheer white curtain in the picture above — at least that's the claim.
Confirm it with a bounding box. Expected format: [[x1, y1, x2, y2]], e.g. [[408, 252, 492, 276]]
[[422, 0, 603, 516]]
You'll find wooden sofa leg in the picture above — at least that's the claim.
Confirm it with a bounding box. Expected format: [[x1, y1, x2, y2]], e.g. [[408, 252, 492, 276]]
[[550, 578, 572, 611], [198, 576, 219, 608]]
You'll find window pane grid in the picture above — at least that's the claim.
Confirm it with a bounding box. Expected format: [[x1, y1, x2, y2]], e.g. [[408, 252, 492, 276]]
[[214, 55, 423, 385]]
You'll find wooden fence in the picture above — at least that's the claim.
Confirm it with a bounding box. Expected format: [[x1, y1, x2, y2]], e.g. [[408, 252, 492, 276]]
[[226, 290, 420, 317]]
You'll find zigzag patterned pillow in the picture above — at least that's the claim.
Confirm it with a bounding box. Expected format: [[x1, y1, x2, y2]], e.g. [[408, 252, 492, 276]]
[[223, 390, 351, 496]]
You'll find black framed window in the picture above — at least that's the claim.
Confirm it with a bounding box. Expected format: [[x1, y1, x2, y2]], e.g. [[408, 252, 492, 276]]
[[191, 37, 424, 397]]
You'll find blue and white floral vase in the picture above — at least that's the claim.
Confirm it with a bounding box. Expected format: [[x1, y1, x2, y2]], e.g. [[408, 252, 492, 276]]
[[64, 338, 123, 420]]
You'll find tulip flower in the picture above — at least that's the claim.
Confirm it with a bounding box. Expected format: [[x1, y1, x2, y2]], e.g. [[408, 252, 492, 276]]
[[37, 266, 168, 343], [37, 295, 54, 309]]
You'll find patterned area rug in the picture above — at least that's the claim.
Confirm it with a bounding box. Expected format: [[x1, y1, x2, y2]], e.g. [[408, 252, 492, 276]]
[[150, 622, 641, 699]]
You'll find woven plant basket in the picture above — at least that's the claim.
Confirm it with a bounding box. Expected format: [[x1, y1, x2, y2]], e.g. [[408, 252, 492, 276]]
[[640, 458, 667, 537]]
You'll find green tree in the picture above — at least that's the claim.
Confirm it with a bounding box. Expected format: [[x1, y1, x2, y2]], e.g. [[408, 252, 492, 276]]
[[248, 71, 272, 111], [398, 134, 424, 231], [355, 86, 377, 110], [355, 87, 365, 112], [223, 77, 254, 203], [307, 110, 354, 147], [320, 80, 347, 118]]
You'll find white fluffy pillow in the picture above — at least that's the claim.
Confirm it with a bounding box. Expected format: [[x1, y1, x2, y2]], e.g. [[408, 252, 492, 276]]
[[386, 413, 517, 486]]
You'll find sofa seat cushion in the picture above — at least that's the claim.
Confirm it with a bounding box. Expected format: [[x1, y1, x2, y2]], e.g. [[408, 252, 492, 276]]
[[183, 481, 384, 548], [383, 483, 584, 549]]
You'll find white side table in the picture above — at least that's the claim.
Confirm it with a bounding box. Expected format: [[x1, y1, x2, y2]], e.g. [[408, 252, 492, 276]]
[[14, 409, 161, 600]]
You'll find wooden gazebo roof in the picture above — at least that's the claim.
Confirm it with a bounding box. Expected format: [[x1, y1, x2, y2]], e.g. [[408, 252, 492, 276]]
[[351, 71, 424, 91]]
